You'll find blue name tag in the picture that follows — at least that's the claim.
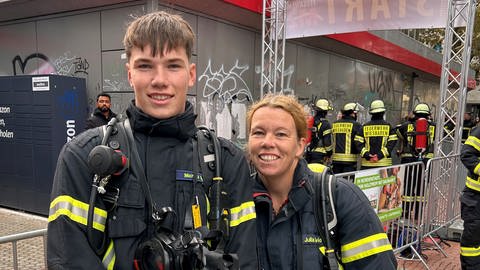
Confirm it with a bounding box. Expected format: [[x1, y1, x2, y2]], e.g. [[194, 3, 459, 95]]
[[176, 170, 203, 182]]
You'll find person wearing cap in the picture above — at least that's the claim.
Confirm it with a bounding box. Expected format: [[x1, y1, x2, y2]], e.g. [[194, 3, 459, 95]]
[[306, 98, 333, 165], [360, 100, 397, 169], [462, 112, 476, 143], [331, 102, 364, 173], [395, 103, 436, 224]]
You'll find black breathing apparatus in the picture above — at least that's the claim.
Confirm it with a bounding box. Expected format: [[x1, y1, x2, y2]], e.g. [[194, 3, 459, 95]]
[[86, 117, 237, 269]]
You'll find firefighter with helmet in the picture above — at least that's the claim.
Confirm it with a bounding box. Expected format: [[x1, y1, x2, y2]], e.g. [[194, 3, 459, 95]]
[[395, 103, 436, 224], [460, 124, 480, 269], [331, 102, 364, 173], [360, 100, 397, 169], [306, 98, 333, 165]]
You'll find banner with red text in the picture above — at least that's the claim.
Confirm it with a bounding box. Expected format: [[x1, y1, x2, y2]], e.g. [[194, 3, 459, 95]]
[[286, 0, 451, 39]]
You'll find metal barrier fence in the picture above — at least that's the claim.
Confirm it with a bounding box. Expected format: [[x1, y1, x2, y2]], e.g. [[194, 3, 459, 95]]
[[335, 161, 434, 269], [0, 228, 47, 270]]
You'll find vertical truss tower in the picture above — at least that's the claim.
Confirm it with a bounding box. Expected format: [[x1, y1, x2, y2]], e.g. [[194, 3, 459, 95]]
[[260, 0, 287, 97], [435, 0, 478, 157]]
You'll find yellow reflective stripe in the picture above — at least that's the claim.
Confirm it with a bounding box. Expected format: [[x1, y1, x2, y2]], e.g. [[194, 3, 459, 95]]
[[48, 195, 107, 232], [341, 233, 392, 263], [461, 245, 480, 257], [361, 158, 392, 167], [355, 135, 364, 143], [325, 144, 333, 151], [332, 153, 358, 162], [466, 176, 480, 192], [388, 134, 398, 141], [102, 240, 116, 270], [323, 129, 332, 136], [230, 201, 256, 227], [474, 163, 480, 176], [465, 136, 480, 151]]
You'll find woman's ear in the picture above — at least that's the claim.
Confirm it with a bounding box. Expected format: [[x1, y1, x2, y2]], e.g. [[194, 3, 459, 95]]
[[296, 137, 307, 158]]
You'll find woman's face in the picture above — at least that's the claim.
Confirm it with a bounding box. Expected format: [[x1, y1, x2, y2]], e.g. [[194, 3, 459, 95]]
[[248, 106, 306, 180]]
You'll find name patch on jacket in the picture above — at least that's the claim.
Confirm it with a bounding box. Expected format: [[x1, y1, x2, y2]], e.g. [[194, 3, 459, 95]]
[[176, 170, 203, 182], [303, 234, 323, 245]]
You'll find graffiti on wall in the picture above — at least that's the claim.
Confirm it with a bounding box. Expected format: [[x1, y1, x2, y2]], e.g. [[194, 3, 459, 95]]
[[198, 59, 253, 141], [254, 64, 296, 96]]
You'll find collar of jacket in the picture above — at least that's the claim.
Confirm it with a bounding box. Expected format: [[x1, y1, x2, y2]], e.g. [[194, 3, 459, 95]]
[[126, 100, 197, 141], [253, 159, 314, 217], [93, 107, 116, 118]]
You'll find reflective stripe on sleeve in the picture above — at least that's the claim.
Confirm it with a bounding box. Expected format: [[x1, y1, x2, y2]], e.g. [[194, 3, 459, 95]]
[[461, 245, 480, 257], [341, 233, 392, 263], [102, 240, 116, 270], [466, 176, 480, 192], [465, 136, 480, 151], [229, 201, 256, 227], [48, 195, 107, 232], [474, 163, 480, 176]]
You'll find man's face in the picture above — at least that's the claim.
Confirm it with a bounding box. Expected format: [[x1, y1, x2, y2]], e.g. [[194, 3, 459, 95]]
[[126, 44, 196, 119], [97, 96, 111, 112]]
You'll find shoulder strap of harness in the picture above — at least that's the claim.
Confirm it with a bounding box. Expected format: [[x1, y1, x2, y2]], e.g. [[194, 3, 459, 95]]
[[195, 126, 229, 251], [312, 168, 340, 270]]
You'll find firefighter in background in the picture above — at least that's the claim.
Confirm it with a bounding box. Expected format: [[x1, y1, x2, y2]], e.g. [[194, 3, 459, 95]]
[[306, 98, 333, 165], [360, 100, 397, 169], [331, 102, 364, 174], [462, 112, 476, 143], [396, 103, 436, 220], [460, 126, 480, 270]]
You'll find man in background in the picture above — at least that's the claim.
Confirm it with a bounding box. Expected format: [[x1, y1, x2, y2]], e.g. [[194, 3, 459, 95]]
[[85, 92, 117, 129]]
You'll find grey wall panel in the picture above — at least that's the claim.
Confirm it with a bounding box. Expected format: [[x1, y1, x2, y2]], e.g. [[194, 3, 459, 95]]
[[101, 5, 145, 51], [295, 46, 329, 102], [0, 22, 38, 76], [328, 54, 356, 119], [36, 12, 101, 115], [196, 16, 256, 141]]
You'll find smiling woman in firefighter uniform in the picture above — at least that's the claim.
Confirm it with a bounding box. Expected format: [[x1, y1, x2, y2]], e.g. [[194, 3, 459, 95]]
[[47, 11, 257, 270], [460, 126, 480, 270], [247, 94, 397, 270], [360, 100, 397, 169], [306, 98, 333, 165], [331, 103, 364, 174]]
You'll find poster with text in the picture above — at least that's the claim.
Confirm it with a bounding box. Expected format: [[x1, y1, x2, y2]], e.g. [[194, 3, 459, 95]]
[[354, 166, 404, 222]]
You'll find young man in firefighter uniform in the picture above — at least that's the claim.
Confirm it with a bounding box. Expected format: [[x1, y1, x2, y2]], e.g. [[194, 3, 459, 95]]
[[460, 126, 480, 270], [395, 103, 436, 220], [360, 100, 397, 169], [306, 98, 333, 165], [331, 102, 364, 174]]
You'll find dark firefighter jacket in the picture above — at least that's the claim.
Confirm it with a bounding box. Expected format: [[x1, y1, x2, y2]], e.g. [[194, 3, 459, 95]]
[[47, 101, 257, 270], [462, 119, 476, 143], [331, 115, 364, 164], [253, 159, 397, 270], [86, 108, 117, 130], [461, 126, 480, 192], [395, 118, 436, 161], [308, 116, 333, 160], [360, 116, 398, 167]]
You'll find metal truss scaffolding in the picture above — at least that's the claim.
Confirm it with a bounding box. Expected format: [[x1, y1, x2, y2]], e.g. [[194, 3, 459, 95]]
[[435, 0, 478, 157], [260, 0, 287, 97]]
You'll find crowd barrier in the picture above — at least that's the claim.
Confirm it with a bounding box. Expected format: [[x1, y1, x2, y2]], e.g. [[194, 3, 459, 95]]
[[334, 155, 464, 269]]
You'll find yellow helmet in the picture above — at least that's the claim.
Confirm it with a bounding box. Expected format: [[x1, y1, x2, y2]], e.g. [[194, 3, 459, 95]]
[[414, 103, 430, 115], [343, 102, 358, 112], [369, 100, 386, 114], [315, 99, 332, 111]]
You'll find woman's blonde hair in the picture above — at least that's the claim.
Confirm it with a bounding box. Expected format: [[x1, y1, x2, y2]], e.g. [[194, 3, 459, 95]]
[[246, 94, 308, 139]]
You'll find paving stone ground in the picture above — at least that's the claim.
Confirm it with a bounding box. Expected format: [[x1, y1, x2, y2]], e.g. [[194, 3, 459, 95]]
[[0, 208, 47, 270]]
